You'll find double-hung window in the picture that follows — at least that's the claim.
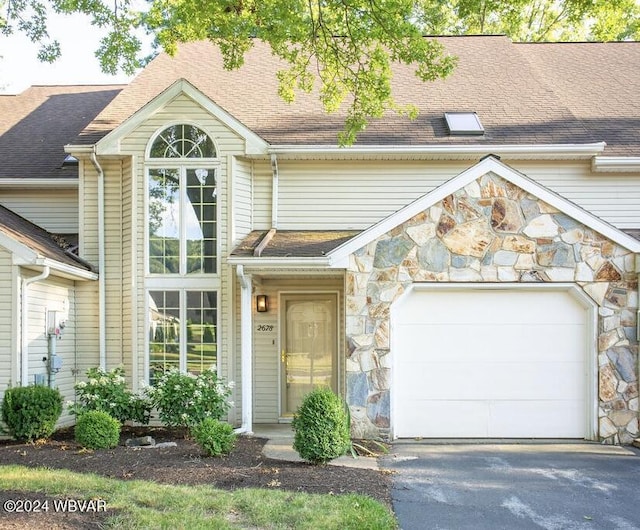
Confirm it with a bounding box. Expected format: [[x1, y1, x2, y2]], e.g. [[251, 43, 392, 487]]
[[145, 124, 220, 381]]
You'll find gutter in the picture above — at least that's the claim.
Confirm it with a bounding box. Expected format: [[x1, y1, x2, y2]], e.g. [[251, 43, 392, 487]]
[[90, 150, 107, 370], [592, 157, 640, 173], [227, 257, 332, 269], [266, 142, 607, 160], [0, 179, 78, 189], [21, 266, 51, 386]]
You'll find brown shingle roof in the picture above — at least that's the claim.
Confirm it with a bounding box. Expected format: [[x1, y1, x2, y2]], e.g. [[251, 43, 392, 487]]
[[231, 230, 361, 258], [75, 36, 640, 155], [0, 204, 94, 271], [0, 85, 124, 179]]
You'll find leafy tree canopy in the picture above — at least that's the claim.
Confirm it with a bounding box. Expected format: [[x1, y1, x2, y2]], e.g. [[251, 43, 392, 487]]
[[1, 0, 638, 144]]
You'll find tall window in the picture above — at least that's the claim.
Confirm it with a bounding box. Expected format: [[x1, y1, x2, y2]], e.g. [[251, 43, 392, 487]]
[[146, 124, 219, 380], [147, 124, 218, 275]]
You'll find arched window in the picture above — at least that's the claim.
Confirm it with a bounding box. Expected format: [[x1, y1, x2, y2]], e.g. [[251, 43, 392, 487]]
[[149, 124, 217, 158], [146, 124, 219, 276]]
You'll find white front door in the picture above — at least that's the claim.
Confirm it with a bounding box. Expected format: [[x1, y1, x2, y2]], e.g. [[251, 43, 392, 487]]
[[281, 294, 338, 416]]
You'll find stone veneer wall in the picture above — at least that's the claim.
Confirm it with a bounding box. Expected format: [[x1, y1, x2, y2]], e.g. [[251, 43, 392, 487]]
[[345, 172, 639, 444]]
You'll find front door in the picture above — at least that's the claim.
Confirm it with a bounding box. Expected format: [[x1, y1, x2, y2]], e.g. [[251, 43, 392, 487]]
[[281, 293, 338, 417]]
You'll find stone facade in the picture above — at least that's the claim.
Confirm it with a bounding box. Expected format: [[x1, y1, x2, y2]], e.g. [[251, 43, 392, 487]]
[[345, 172, 639, 443]]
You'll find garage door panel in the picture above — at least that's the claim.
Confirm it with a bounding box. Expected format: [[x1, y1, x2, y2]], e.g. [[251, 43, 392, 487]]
[[397, 324, 585, 365], [398, 290, 586, 326], [396, 399, 586, 438], [393, 288, 589, 439], [489, 401, 585, 438], [396, 401, 492, 438], [399, 363, 585, 401]]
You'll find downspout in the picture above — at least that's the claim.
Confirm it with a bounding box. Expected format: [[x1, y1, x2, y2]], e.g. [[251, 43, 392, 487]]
[[90, 150, 107, 370], [270, 154, 279, 229], [21, 266, 51, 386], [235, 264, 253, 434]]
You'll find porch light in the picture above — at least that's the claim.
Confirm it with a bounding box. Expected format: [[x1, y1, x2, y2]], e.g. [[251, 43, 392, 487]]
[[256, 295, 269, 313]]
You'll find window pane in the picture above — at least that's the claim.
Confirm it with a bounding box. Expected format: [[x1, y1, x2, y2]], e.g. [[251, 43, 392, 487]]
[[148, 290, 181, 382], [185, 168, 217, 274], [150, 124, 217, 158], [186, 291, 217, 374], [148, 169, 180, 274]]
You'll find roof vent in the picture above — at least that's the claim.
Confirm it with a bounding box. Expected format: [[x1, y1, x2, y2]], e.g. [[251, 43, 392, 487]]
[[444, 112, 484, 136]]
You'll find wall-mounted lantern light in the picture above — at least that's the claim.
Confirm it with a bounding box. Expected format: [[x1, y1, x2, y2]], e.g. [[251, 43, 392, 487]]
[[256, 294, 269, 313]]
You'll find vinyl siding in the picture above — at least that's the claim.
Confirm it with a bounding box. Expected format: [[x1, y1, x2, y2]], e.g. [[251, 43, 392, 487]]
[[26, 276, 77, 427], [260, 158, 640, 231], [0, 188, 78, 234], [233, 157, 253, 243]]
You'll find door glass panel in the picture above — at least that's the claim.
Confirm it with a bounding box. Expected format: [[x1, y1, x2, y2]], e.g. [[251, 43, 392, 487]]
[[282, 296, 337, 415]]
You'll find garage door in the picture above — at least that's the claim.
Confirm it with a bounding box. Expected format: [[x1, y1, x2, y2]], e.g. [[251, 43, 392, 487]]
[[393, 287, 589, 438]]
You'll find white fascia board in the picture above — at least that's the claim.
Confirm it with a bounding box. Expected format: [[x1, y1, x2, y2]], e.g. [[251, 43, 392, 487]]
[[329, 156, 640, 262], [592, 157, 640, 172], [226, 257, 331, 269], [0, 178, 78, 189], [268, 143, 607, 160], [93, 79, 269, 156], [39, 258, 98, 281]]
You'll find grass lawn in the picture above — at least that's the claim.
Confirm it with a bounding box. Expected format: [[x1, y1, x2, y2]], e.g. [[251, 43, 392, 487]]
[[0, 465, 397, 529]]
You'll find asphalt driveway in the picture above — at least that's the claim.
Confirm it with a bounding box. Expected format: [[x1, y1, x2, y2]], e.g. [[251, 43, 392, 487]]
[[380, 442, 640, 530]]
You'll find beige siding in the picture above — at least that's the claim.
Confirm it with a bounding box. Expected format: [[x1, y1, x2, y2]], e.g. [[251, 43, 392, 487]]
[[233, 157, 253, 243], [252, 277, 345, 423], [103, 158, 126, 369], [516, 160, 640, 229], [26, 276, 78, 427], [0, 188, 78, 234], [252, 160, 272, 230], [268, 159, 640, 230], [0, 249, 16, 401]]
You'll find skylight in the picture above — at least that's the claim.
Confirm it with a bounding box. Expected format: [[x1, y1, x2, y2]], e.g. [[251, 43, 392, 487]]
[[444, 112, 484, 136], [62, 155, 78, 166]]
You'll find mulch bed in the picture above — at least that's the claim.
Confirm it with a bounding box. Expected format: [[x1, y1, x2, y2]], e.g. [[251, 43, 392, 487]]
[[0, 426, 393, 529]]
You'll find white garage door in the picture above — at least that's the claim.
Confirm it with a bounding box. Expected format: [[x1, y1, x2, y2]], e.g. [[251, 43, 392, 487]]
[[393, 287, 589, 438]]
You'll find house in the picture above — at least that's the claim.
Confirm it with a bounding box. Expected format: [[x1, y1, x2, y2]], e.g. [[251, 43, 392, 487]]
[[1, 36, 639, 443]]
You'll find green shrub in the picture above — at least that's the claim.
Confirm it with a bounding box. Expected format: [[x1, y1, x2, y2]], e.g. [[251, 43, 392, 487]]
[[70, 366, 151, 424], [1, 385, 63, 441], [191, 418, 237, 456], [74, 410, 121, 450], [292, 387, 351, 464], [146, 368, 233, 428]]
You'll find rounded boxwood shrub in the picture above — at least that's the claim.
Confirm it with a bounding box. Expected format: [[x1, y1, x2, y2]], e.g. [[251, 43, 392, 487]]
[[191, 418, 237, 457], [1, 385, 63, 441], [292, 387, 351, 464], [74, 410, 121, 450]]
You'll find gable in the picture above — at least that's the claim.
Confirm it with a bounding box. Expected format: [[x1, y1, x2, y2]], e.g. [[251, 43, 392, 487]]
[[330, 157, 640, 265], [94, 79, 268, 156]]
